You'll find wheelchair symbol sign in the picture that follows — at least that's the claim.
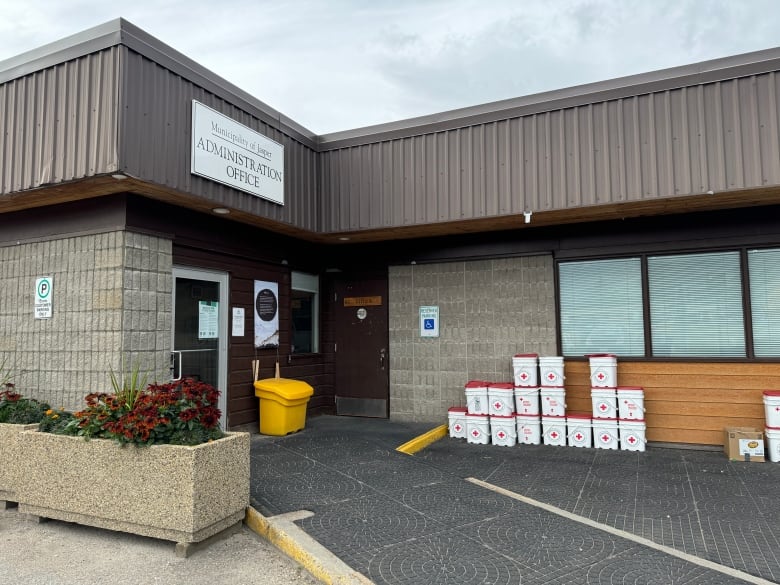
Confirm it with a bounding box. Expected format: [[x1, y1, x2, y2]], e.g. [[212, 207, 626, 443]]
[[419, 306, 439, 337]]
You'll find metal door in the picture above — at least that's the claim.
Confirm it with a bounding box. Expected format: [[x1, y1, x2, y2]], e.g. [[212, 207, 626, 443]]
[[171, 267, 229, 426], [333, 275, 389, 417]]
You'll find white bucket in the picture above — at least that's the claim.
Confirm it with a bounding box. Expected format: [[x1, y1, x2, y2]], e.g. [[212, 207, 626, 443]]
[[516, 414, 541, 445], [542, 415, 567, 446], [617, 387, 645, 420], [766, 427, 780, 463], [566, 414, 592, 448], [448, 407, 468, 439], [540, 386, 566, 417], [488, 383, 515, 416], [514, 386, 540, 415], [465, 381, 489, 415], [591, 388, 617, 419], [466, 414, 490, 445], [619, 419, 647, 452], [592, 418, 619, 450], [490, 415, 517, 446], [588, 354, 617, 388], [512, 353, 539, 387], [539, 356, 565, 386], [763, 391, 780, 428]]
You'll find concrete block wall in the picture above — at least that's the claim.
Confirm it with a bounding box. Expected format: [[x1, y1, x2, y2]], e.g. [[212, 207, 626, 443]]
[[388, 255, 557, 423], [0, 231, 172, 410]]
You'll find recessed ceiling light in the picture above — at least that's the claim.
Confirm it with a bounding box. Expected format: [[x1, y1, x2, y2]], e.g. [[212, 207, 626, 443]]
[[212, 208, 230, 215]]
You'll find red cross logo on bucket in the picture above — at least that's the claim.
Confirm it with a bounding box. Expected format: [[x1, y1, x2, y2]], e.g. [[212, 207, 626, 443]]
[[628, 435, 637, 445], [494, 401, 503, 411], [546, 372, 557, 382], [601, 434, 610, 443], [575, 432, 583, 441], [595, 371, 606, 382], [454, 424, 462, 433], [471, 429, 480, 438], [599, 403, 608, 412], [497, 430, 506, 440], [519, 372, 529, 382], [550, 431, 559, 440]]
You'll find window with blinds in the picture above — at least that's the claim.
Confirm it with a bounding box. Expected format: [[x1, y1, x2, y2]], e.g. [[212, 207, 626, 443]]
[[748, 248, 780, 357], [647, 252, 745, 357], [559, 258, 645, 356]]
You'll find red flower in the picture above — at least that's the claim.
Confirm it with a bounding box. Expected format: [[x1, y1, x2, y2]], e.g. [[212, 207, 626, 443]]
[[200, 408, 220, 429], [178, 408, 197, 422]]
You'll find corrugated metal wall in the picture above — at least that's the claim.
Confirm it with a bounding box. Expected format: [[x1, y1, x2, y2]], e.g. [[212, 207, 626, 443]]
[[0, 48, 120, 193], [320, 73, 780, 233], [119, 48, 320, 232]]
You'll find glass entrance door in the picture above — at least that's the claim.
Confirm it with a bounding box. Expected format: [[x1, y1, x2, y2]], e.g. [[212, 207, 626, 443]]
[[172, 267, 229, 426]]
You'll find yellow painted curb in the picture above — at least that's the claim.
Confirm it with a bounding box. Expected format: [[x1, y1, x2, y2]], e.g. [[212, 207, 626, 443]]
[[395, 424, 448, 455], [244, 507, 373, 585]]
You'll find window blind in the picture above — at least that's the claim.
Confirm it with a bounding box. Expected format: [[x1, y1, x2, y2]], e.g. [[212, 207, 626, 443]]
[[748, 248, 780, 357], [559, 258, 645, 356], [648, 252, 745, 357]]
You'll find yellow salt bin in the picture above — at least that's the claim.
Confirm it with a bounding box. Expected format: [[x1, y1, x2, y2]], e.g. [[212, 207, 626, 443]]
[[253, 378, 314, 436]]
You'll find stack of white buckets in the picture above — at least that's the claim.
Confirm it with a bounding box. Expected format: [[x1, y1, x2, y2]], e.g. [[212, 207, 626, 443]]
[[447, 354, 570, 447], [447, 353, 648, 451], [764, 390, 780, 462], [588, 354, 647, 452]]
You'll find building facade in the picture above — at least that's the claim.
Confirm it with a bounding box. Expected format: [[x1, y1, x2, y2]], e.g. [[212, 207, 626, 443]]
[[2, 19, 780, 445]]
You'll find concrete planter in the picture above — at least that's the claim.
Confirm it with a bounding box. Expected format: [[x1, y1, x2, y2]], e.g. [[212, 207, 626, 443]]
[[0, 422, 39, 506], [17, 431, 250, 547]]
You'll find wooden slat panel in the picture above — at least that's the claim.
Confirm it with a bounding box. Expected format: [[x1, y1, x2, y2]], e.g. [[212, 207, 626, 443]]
[[563, 360, 776, 446]]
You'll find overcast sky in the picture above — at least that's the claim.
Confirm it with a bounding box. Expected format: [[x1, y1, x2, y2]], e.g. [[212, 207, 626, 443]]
[[2, 0, 779, 135]]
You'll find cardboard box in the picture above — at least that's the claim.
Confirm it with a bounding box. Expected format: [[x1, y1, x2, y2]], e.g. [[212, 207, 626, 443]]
[[724, 427, 765, 462]]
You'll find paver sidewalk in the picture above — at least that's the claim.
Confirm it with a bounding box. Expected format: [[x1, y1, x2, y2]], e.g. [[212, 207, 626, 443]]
[[250, 415, 780, 585]]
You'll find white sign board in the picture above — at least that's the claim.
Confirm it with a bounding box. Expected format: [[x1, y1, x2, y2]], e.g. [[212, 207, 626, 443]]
[[254, 280, 279, 348], [191, 100, 285, 205], [34, 277, 53, 319], [198, 301, 219, 339], [232, 307, 245, 337], [419, 306, 440, 338]]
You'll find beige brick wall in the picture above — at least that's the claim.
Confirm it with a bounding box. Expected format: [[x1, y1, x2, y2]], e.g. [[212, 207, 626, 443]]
[[388, 256, 557, 423], [0, 231, 172, 410]]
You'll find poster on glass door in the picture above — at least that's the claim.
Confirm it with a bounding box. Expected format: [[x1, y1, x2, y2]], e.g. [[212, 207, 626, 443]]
[[198, 301, 219, 339], [254, 280, 279, 348]]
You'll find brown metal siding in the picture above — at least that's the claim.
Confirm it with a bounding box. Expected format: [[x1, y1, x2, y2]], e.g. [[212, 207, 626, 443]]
[[320, 73, 780, 233], [0, 48, 120, 194], [119, 48, 320, 232]]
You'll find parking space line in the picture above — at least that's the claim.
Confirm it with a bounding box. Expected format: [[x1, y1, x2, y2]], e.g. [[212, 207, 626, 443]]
[[468, 477, 774, 585]]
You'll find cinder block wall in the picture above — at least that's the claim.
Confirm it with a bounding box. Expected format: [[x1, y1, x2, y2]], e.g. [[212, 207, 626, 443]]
[[388, 255, 557, 423], [0, 231, 172, 410]]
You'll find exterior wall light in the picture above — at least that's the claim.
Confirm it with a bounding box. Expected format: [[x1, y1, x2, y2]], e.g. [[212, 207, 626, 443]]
[[523, 211, 533, 224], [212, 208, 230, 215]]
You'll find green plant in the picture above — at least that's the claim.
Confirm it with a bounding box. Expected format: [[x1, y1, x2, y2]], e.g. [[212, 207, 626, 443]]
[[46, 378, 223, 446], [38, 407, 75, 433], [109, 357, 149, 409], [0, 384, 50, 424]]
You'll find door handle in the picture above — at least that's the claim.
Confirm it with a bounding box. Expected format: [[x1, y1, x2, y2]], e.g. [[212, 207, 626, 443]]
[[379, 348, 386, 370]]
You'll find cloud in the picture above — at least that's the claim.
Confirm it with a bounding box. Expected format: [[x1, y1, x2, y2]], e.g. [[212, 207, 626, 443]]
[[1, 0, 779, 134]]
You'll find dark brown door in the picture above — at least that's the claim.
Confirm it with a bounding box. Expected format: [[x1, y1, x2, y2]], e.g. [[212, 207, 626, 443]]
[[333, 275, 389, 417]]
